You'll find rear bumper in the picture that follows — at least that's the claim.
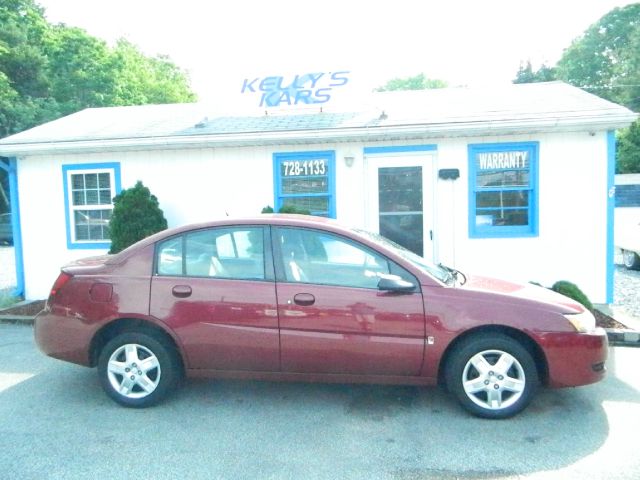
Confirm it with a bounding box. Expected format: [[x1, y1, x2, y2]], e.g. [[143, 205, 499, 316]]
[[539, 328, 608, 388], [34, 309, 94, 367]]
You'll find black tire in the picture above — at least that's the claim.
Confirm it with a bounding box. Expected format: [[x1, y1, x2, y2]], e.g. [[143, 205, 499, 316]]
[[98, 331, 182, 408], [622, 250, 640, 270], [445, 334, 538, 419]]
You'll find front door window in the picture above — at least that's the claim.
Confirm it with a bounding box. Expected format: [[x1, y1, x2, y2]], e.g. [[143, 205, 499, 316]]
[[366, 154, 434, 263], [378, 166, 424, 256]]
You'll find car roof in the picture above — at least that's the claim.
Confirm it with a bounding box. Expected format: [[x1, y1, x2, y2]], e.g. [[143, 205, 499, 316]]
[[109, 215, 360, 262]]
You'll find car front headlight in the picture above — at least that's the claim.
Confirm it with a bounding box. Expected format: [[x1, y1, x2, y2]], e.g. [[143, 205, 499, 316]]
[[564, 310, 596, 333]]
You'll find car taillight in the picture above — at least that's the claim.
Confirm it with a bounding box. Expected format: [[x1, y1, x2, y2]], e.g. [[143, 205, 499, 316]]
[[50, 272, 72, 297]]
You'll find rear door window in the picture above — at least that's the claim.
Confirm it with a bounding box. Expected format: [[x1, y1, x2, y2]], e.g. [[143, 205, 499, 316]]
[[156, 227, 266, 280]]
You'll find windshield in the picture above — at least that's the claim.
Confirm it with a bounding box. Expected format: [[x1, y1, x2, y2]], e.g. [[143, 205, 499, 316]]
[[354, 229, 452, 284]]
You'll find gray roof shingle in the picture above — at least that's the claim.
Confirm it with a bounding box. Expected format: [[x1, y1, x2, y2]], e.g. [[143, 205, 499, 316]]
[[0, 82, 636, 153]]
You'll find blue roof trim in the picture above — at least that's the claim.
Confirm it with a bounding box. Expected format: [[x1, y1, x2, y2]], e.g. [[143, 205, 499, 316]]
[[363, 145, 437, 155]]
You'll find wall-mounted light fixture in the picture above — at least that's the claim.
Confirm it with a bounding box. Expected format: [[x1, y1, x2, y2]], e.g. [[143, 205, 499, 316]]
[[344, 153, 356, 168]]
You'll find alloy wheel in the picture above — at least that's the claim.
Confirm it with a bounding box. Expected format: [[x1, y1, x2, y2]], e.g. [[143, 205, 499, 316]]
[[461, 349, 526, 410], [106, 343, 162, 399]]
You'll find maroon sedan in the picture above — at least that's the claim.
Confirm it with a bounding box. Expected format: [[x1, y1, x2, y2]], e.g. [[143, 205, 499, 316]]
[[35, 215, 607, 418]]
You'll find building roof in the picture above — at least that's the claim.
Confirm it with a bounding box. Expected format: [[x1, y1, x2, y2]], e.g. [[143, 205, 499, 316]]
[[0, 82, 636, 156]]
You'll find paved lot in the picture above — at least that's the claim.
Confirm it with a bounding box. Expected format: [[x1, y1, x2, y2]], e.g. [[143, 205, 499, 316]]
[[1, 324, 639, 480]]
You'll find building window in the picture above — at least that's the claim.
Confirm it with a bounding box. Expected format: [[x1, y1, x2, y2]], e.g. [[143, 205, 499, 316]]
[[615, 184, 640, 207], [62, 163, 121, 249], [468, 142, 538, 238], [273, 151, 336, 217]]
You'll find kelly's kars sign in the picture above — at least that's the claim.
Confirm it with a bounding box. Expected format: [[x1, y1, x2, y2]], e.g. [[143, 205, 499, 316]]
[[241, 71, 351, 108]]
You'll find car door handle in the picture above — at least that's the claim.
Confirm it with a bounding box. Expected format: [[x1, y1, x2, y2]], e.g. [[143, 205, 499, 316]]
[[172, 285, 192, 298], [293, 293, 315, 306]]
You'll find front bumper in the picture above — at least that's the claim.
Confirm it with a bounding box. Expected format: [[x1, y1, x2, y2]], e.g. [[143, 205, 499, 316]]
[[538, 328, 608, 388]]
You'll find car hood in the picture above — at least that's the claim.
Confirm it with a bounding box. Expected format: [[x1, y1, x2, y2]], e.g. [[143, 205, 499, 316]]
[[459, 275, 585, 314]]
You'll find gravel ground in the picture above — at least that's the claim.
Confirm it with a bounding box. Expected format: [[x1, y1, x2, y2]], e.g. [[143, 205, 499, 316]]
[[614, 263, 640, 319]]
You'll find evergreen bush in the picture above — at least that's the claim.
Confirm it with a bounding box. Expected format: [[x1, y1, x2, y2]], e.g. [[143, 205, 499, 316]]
[[261, 205, 311, 215], [108, 181, 167, 254], [550, 281, 593, 311]]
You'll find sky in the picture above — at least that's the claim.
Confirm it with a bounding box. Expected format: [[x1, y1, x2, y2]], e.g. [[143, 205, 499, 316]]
[[37, 0, 638, 107]]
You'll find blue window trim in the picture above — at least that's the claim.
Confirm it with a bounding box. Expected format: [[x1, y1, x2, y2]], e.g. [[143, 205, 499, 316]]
[[62, 162, 122, 250], [606, 131, 615, 304], [363, 144, 437, 155], [273, 151, 336, 218], [468, 142, 539, 238]]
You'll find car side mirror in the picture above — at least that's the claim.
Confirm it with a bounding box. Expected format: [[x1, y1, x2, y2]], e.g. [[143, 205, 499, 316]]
[[377, 274, 416, 293]]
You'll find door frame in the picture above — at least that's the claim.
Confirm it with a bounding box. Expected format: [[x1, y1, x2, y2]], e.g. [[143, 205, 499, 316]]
[[363, 149, 437, 263]]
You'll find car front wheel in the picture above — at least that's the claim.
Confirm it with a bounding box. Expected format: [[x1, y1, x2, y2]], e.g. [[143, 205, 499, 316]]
[[445, 334, 538, 419], [98, 331, 182, 407], [622, 249, 640, 270]]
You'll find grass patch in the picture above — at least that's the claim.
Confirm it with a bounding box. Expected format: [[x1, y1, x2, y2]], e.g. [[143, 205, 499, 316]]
[[0, 290, 20, 310]]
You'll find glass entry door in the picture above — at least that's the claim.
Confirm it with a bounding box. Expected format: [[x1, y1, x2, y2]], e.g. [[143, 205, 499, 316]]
[[366, 155, 434, 262]]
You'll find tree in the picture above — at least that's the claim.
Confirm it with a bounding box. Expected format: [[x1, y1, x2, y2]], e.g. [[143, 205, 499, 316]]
[[555, 4, 640, 173], [0, 0, 49, 98], [513, 4, 640, 173], [108, 181, 167, 254], [0, 0, 197, 138], [0, 0, 55, 135], [617, 120, 640, 174], [376, 73, 448, 92], [108, 39, 196, 106], [555, 4, 640, 110], [513, 61, 556, 84], [42, 25, 115, 115]]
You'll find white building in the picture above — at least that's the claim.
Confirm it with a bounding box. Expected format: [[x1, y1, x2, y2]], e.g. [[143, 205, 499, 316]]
[[0, 81, 636, 302]]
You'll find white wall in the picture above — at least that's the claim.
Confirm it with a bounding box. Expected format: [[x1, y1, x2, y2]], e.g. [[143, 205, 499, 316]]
[[17, 130, 611, 302], [341, 131, 610, 302], [435, 131, 609, 303], [18, 146, 278, 298]]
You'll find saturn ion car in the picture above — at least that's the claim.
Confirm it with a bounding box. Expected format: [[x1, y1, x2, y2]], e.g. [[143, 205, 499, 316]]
[[35, 215, 608, 418]]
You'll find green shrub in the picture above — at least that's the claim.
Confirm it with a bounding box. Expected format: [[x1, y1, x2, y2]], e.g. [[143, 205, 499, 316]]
[[108, 181, 168, 254], [551, 281, 593, 311], [261, 205, 311, 215], [0, 291, 19, 310], [278, 205, 311, 215]]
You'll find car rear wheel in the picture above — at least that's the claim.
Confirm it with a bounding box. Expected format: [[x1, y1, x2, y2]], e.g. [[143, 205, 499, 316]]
[[445, 334, 538, 419], [622, 250, 640, 270], [98, 331, 182, 407]]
